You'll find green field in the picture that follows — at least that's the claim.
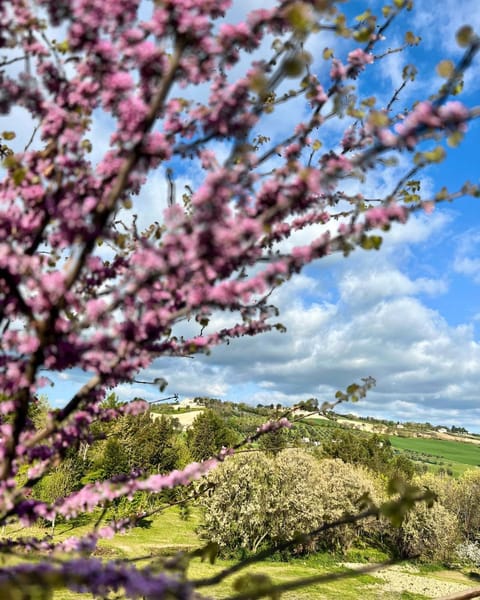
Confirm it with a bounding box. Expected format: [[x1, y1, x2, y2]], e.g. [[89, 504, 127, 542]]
[[4, 509, 387, 600], [0, 506, 473, 599], [389, 436, 480, 475]]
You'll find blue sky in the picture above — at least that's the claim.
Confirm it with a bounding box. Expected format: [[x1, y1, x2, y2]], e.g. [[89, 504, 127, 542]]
[[34, 0, 480, 430]]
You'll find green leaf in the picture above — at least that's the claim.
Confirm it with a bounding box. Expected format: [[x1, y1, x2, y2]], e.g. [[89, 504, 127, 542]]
[[283, 56, 305, 78], [452, 79, 464, 95], [81, 139, 92, 153], [355, 10, 371, 21], [402, 64, 417, 81], [1, 131, 16, 140], [456, 25, 474, 48], [55, 40, 69, 53], [190, 541, 220, 565], [361, 96, 376, 107], [154, 377, 168, 392], [284, 2, 314, 35], [380, 500, 405, 527], [436, 59, 455, 78], [12, 167, 26, 186], [387, 476, 407, 496], [435, 186, 449, 200], [368, 110, 389, 127], [205, 541, 220, 564], [353, 28, 372, 43], [424, 146, 446, 163], [233, 573, 280, 599], [404, 31, 420, 45], [414, 146, 446, 165], [447, 131, 464, 148]]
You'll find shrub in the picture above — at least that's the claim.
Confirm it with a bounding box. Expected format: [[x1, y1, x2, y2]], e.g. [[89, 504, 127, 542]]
[[311, 458, 383, 552], [447, 470, 480, 540], [199, 451, 382, 555], [389, 501, 459, 562], [456, 541, 480, 568], [418, 470, 480, 542], [199, 452, 279, 554]]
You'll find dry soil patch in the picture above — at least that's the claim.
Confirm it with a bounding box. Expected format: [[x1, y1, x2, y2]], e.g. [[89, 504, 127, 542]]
[[342, 563, 474, 598]]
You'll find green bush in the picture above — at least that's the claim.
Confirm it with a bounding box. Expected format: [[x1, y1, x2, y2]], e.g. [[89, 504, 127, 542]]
[[447, 470, 480, 540], [413, 469, 479, 544], [390, 500, 459, 562], [199, 450, 382, 555], [309, 458, 383, 552]]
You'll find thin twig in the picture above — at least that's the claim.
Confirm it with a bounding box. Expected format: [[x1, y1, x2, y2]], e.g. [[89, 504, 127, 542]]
[[0, 55, 27, 67], [24, 123, 39, 152]]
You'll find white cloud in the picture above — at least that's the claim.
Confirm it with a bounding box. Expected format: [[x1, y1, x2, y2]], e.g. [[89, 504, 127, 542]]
[[413, 0, 480, 56], [339, 260, 447, 307], [454, 229, 480, 283], [383, 210, 452, 247]]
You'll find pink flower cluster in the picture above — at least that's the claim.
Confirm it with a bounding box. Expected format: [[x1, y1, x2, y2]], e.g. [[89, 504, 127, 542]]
[[364, 204, 408, 228], [256, 417, 292, 434], [394, 101, 469, 148]]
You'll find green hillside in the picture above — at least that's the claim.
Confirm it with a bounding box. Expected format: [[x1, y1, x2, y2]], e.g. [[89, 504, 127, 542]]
[[389, 436, 480, 475]]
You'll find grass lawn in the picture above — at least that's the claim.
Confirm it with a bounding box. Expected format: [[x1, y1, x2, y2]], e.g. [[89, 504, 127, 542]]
[[2, 507, 476, 599], [0, 508, 409, 599], [35, 509, 386, 599]]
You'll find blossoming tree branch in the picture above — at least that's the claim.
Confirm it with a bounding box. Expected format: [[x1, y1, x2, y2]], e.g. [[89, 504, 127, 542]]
[[0, 0, 478, 596]]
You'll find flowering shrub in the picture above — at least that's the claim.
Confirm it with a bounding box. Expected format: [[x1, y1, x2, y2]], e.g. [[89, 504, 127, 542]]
[[390, 501, 459, 562], [0, 0, 478, 596], [312, 458, 383, 552], [200, 452, 382, 555], [456, 541, 480, 568]]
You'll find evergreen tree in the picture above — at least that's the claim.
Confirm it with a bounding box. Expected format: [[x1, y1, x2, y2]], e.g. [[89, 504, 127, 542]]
[[188, 410, 239, 461]]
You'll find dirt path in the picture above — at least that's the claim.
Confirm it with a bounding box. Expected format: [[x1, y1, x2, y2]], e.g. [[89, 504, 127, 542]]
[[342, 563, 475, 598]]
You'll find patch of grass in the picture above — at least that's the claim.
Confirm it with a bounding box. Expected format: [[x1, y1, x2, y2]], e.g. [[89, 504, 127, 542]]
[[344, 547, 390, 564], [2, 508, 471, 600], [98, 506, 201, 557], [399, 592, 430, 599], [416, 562, 446, 574], [187, 557, 385, 599]]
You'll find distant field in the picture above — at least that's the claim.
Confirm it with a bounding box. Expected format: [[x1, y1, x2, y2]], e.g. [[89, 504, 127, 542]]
[[151, 408, 204, 428], [389, 436, 480, 474]]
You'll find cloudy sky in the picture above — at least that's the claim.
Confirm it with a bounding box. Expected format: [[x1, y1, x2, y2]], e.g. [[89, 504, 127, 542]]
[[36, 0, 480, 430]]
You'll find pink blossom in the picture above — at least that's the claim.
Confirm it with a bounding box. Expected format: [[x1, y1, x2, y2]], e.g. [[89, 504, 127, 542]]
[[330, 59, 347, 80], [377, 128, 397, 147], [438, 101, 469, 123], [347, 48, 374, 68]]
